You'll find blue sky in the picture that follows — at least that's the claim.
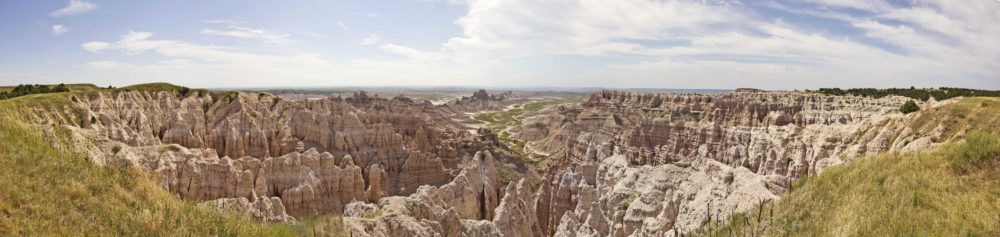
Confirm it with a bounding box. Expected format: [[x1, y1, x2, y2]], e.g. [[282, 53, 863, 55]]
[[1, 0, 998, 89]]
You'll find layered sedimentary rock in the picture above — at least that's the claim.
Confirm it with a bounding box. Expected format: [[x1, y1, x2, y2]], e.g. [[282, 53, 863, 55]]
[[37, 86, 963, 236], [62, 89, 516, 221], [442, 89, 516, 113], [342, 151, 540, 237], [516, 90, 955, 236]]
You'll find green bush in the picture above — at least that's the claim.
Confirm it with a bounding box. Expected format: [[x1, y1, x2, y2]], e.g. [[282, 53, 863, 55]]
[[618, 195, 638, 211], [949, 131, 1000, 173], [900, 100, 920, 114], [178, 86, 190, 97]]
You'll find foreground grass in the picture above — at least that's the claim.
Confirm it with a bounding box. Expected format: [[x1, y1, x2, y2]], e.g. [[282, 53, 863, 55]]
[[697, 99, 1000, 236], [703, 145, 1000, 236], [0, 88, 311, 236]]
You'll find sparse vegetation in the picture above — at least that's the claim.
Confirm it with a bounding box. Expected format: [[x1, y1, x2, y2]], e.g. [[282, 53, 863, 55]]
[[296, 214, 345, 236], [618, 195, 639, 211], [474, 96, 586, 162], [159, 144, 183, 153], [120, 83, 205, 97], [910, 97, 1000, 141], [497, 166, 522, 185], [363, 210, 384, 219]]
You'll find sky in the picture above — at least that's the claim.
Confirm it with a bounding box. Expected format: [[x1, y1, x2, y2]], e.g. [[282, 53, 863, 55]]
[[0, 0, 998, 90]]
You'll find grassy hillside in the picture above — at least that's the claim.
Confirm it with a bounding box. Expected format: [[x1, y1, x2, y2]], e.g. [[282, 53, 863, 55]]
[[0, 85, 326, 236], [697, 97, 1000, 236], [0, 83, 101, 93]]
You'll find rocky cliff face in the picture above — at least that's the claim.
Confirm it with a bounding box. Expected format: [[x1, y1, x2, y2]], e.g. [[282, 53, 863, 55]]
[[36, 87, 961, 236], [515, 90, 956, 236], [56, 89, 521, 222], [341, 151, 540, 237], [444, 89, 516, 113]]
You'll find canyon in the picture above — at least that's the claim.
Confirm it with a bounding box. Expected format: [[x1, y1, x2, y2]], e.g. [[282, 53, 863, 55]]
[[32, 87, 960, 236]]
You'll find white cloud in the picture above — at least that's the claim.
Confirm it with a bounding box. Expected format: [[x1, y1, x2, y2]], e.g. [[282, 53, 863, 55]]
[[88, 61, 135, 70], [64, 0, 999, 89], [50, 0, 97, 17], [445, 0, 740, 60], [200, 26, 291, 45], [203, 19, 246, 25], [798, 0, 891, 11], [52, 25, 69, 36], [429, 0, 999, 88], [360, 34, 380, 46], [381, 43, 444, 61], [81, 41, 110, 53], [82, 31, 326, 65]]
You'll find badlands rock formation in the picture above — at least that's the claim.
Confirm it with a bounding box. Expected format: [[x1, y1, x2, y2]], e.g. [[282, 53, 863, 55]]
[[444, 89, 517, 113], [517, 89, 955, 236], [42, 89, 520, 222], [341, 151, 540, 237], [32, 86, 958, 236]]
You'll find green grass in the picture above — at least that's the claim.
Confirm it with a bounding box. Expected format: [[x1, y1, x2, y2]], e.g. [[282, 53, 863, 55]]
[[910, 97, 1000, 140], [296, 214, 345, 236], [0, 84, 323, 236], [948, 131, 1000, 174], [697, 98, 1000, 236], [698, 141, 1000, 236], [119, 82, 188, 92]]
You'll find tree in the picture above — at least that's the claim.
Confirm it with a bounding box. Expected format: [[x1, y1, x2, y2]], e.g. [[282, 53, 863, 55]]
[[53, 83, 68, 92], [900, 100, 920, 114]]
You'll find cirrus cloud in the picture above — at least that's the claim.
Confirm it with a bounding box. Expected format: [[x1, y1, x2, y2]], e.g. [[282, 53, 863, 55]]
[[50, 0, 97, 17]]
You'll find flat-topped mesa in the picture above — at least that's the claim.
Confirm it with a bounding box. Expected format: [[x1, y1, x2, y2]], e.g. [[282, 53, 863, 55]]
[[68, 89, 511, 220]]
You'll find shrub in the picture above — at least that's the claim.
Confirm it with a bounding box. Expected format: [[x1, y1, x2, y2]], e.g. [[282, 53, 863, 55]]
[[900, 100, 920, 114], [618, 195, 638, 211], [949, 131, 1000, 173]]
